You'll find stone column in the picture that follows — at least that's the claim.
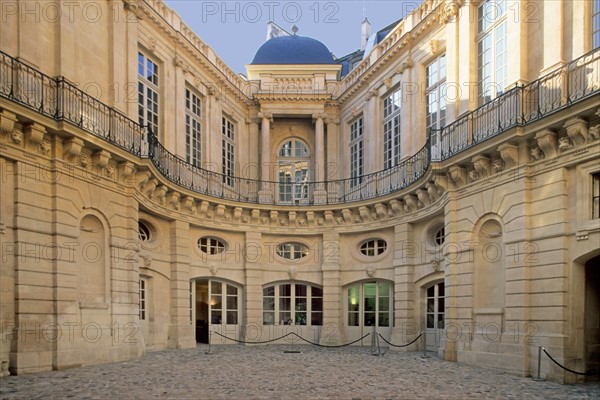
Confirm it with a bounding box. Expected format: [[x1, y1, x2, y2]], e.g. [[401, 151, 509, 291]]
[[321, 233, 343, 344], [313, 113, 327, 204], [258, 112, 273, 204], [326, 118, 340, 202], [242, 231, 264, 342], [167, 220, 195, 349]]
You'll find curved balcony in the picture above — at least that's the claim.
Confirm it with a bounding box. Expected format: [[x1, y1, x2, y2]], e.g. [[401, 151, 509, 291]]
[[1, 48, 599, 207]]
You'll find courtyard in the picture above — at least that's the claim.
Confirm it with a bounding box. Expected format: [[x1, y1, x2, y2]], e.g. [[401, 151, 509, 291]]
[[0, 344, 599, 399]]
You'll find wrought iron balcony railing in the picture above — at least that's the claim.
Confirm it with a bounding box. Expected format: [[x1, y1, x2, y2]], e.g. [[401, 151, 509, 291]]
[[432, 48, 600, 161], [1, 48, 599, 206]]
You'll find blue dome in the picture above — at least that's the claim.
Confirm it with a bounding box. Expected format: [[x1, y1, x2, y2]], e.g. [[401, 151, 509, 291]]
[[251, 35, 335, 65]]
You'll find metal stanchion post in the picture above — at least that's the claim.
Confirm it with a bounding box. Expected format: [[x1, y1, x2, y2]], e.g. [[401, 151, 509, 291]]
[[532, 346, 543, 381], [422, 331, 428, 358], [205, 329, 212, 355]]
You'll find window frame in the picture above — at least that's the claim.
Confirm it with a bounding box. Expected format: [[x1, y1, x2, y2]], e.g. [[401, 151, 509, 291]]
[[262, 283, 323, 326], [593, 0, 600, 50], [476, 0, 507, 105], [350, 115, 364, 187], [276, 242, 309, 260], [222, 115, 236, 187], [277, 139, 311, 204], [139, 278, 147, 320], [383, 87, 402, 170], [359, 239, 388, 257], [138, 51, 159, 135], [425, 54, 447, 148], [185, 86, 202, 167], [198, 237, 227, 255]]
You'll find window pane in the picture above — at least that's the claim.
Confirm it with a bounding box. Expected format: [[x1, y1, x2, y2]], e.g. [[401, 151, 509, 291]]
[[263, 312, 275, 325], [378, 313, 389, 327], [311, 287, 323, 297], [311, 312, 323, 326], [263, 297, 274, 311], [211, 282, 222, 294], [211, 310, 222, 324], [227, 296, 237, 310], [227, 311, 238, 325], [364, 313, 376, 326], [263, 286, 275, 297], [280, 284, 291, 297], [348, 313, 360, 326], [296, 284, 307, 297], [211, 296, 222, 310]]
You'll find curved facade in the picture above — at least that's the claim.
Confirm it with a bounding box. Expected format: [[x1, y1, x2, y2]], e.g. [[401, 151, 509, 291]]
[[0, 0, 599, 384]]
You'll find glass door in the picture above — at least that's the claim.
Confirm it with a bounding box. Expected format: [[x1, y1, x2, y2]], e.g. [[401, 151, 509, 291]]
[[346, 281, 393, 345], [193, 279, 240, 344], [425, 282, 445, 352]]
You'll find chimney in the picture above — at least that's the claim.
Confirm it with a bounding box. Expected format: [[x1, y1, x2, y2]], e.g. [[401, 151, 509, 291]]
[[361, 17, 371, 51]]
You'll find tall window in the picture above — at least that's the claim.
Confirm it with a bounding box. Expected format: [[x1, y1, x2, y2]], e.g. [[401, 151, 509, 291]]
[[593, 173, 600, 219], [185, 88, 202, 167], [138, 52, 159, 135], [347, 281, 392, 327], [263, 283, 323, 326], [594, 0, 600, 49], [350, 116, 364, 187], [383, 88, 401, 169], [426, 55, 447, 152], [426, 282, 445, 330], [278, 139, 310, 204], [222, 116, 235, 187], [477, 0, 507, 105], [139, 279, 147, 320]]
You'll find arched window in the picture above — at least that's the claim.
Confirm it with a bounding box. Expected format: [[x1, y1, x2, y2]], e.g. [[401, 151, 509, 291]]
[[263, 283, 322, 326], [278, 139, 310, 204]]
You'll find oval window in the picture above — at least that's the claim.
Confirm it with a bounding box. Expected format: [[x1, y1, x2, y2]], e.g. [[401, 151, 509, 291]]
[[138, 221, 153, 242], [198, 237, 227, 254], [359, 239, 387, 256], [276, 242, 308, 260]]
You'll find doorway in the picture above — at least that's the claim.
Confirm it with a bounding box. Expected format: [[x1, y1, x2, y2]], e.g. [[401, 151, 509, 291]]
[[585, 256, 600, 380], [424, 281, 445, 352], [192, 279, 240, 344], [345, 280, 393, 345]]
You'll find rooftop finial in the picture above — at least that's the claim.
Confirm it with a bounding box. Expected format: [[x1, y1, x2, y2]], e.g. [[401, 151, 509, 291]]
[[292, 25, 298, 35]]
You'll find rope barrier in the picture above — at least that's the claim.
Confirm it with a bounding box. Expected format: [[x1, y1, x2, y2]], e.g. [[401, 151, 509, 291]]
[[212, 330, 295, 345], [291, 332, 371, 348], [210, 331, 371, 348], [541, 347, 600, 377], [378, 332, 423, 348]]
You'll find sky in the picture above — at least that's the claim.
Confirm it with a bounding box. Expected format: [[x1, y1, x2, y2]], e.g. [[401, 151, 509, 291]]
[[164, 0, 416, 74]]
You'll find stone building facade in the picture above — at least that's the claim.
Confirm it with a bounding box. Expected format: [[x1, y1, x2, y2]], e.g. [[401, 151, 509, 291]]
[[0, 0, 599, 383]]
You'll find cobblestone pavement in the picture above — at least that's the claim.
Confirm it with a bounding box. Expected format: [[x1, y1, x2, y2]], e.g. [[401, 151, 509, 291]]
[[1, 344, 599, 399]]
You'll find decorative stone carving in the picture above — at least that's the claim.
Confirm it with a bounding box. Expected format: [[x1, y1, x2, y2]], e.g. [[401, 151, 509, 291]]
[[472, 155, 491, 178], [0, 110, 17, 136], [153, 185, 168, 205], [297, 218, 307, 227], [118, 161, 136, 182], [366, 266, 376, 278], [233, 207, 242, 222], [441, 0, 460, 23], [416, 188, 431, 207], [167, 192, 180, 210], [498, 143, 519, 168], [209, 265, 218, 276], [141, 177, 157, 198], [79, 154, 90, 168], [394, 59, 413, 75], [342, 209, 353, 224], [317, 218, 325, 226], [279, 218, 288, 226], [468, 169, 479, 182], [325, 211, 334, 224], [558, 136, 572, 152], [181, 196, 195, 213], [11, 130, 22, 144], [425, 182, 442, 201], [40, 141, 50, 155], [530, 147, 544, 161], [431, 259, 442, 272], [23, 123, 45, 150], [564, 117, 589, 145], [288, 266, 297, 280], [216, 204, 226, 218], [403, 195, 418, 212], [92, 150, 111, 169], [375, 203, 388, 219], [534, 130, 557, 159], [389, 199, 402, 215], [493, 159, 505, 174], [358, 206, 370, 222], [335, 215, 344, 225], [448, 165, 467, 187], [590, 125, 600, 140], [140, 255, 152, 268], [260, 216, 269, 225]]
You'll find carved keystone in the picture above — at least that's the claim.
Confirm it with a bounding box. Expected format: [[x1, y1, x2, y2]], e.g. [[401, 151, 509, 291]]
[[23, 123, 46, 150]]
